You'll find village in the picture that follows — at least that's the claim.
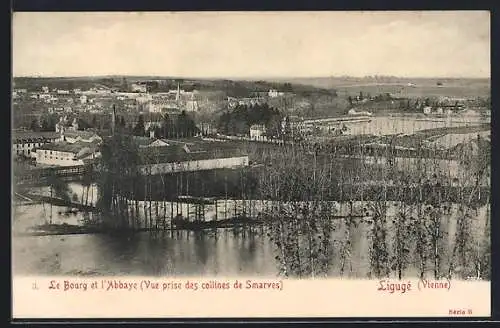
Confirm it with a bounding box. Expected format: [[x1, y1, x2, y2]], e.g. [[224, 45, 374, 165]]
[[12, 76, 490, 171], [10, 12, 494, 323]]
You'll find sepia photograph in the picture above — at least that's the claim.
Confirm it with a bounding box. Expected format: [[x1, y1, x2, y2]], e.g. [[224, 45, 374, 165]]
[[11, 11, 491, 318]]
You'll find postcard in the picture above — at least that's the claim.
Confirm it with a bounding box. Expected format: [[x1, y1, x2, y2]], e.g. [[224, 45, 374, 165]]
[[11, 11, 491, 319]]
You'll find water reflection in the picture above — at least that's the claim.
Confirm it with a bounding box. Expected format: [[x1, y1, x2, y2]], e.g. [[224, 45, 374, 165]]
[[12, 201, 489, 278], [12, 228, 278, 277]]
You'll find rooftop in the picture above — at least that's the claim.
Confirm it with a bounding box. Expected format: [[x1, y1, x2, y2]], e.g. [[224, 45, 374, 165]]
[[13, 131, 60, 142], [138, 138, 247, 165], [37, 141, 100, 154], [63, 130, 101, 139], [131, 136, 167, 147]]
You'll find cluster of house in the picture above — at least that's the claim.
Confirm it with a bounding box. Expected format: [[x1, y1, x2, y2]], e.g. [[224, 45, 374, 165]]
[[248, 113, 374, 140], [268, 89, 285, 98], [13, 107, 249, 172], [227, 89, 290, 109], [422, 105, 468, 116], [12, 88, 27, 99], [15, 83, 201, 116], [116, 83, 200, 113], [227, 97, 266, 109], [12, 129, 102, 167], [146, 91, 199, 113]]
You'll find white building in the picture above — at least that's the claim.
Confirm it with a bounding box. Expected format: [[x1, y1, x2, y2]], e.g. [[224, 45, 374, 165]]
[[250, 124, 267, 141], [35, 141, 101, 166], [132, 136, 170, 148], [80, 95, 88, 104], [12, 132, 59, 158], [185, 100, 199, 112], [137, 141, 249, 175], [61, 130, 102, 144], [227, 96, 265, 108], [268, 89, 284, 98], [39, 94, 52, 100], [13, 88, 27, 95], [423, 106, 432, 115], [131, 83, 147, 93], [147, 98, 178, 113], [348, 108, 373, 116]]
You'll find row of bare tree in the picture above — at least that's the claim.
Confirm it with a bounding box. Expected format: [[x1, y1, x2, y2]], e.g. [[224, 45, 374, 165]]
[[254, 140, 490, 280]]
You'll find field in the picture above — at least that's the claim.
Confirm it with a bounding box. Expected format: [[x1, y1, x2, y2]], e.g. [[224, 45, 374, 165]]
[[335, 84, 490, 99], [269, 77, 491, 99]]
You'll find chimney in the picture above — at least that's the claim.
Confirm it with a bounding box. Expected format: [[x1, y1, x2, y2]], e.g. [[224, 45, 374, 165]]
[[112, 104, 116, 135]]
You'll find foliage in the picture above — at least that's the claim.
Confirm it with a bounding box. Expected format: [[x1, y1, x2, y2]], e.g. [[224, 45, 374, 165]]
[[153, 111, 199, 138], [97, 133, 141, 228], [252, 135, 490, 280], [132, 115, 145, 136], [217, 103, 282, 137]]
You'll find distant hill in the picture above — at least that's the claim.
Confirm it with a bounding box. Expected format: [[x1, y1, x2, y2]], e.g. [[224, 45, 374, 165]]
[[13, 75, 490, 99], [12, 76, 337, 98]]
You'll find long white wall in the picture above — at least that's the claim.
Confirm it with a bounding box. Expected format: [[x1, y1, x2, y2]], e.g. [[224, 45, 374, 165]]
[[138, 156, 249, 175]]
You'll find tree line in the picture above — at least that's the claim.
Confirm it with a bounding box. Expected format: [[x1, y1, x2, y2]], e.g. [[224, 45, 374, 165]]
[[131, 111, 199, 138], [27, 111, 200, 139], [255, 139, 490, 280], [217, 103, 283, 137]]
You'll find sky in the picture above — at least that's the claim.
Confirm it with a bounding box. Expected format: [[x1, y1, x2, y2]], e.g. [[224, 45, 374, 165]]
[[12, 11, 490, 78]]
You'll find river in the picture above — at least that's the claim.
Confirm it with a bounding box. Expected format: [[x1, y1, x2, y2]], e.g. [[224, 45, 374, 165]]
[[12, 195, 490, 279]]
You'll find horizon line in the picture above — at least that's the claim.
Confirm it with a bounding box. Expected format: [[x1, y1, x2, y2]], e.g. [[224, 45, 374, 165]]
[[12, 74, 491, 80]]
